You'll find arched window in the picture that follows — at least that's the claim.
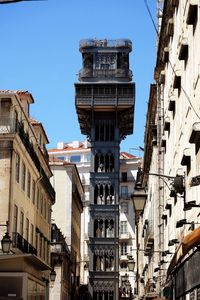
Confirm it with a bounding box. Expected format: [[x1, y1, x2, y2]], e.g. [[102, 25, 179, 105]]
[[105, 220, 114, 238], [94, 185, 99, 204], [94, 220, 98, 237], [106, 184, 114, 204]]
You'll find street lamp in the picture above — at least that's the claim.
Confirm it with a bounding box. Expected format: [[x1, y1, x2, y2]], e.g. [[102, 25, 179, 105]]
[[1, 232, 12, 254], [0, 222, 12, 254], [127, 255, 135, 272], [131, 187, 147, 298], [50, 268, 56, 282], [132, 188, 147, 222]]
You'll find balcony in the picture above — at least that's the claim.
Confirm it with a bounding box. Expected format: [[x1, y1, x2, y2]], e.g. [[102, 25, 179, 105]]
[[75, 83, 134, 108], [119, 193, 132, 200], [120, 176, 135, 183], [12, 232, 37, 255], [119, 232, 131, 240], [120, 254, 129, 261], [79, 68, 132, 82]]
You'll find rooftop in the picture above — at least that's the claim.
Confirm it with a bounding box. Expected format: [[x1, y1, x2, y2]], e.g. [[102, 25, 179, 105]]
[[79, 38, 132, 51]]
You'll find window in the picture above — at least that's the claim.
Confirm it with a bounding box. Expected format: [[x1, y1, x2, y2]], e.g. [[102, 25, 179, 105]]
[[57, 156, 65, 161], [32, 180, 35, 204], [120, 221, 127, 234], [121, 172, 127, 182], [15, 152, 20, 183], [95, 120, 115, 141], [40, 193, 43, 215], [121, 202, 128, 214], [46, 243, 49, 263], [48, 203, 51, 224], [120, 262, 128, 270], [44, 198, 47, 219], [27, 171, 31, 198], [20, 211, 24, 236], [121, 186, 128, 197], [31, 224, 34, 246], [43, 240, 46, 260], [39, 236, 43, 258], [37, 187, 40, 210], [95, 54, 116, 70], [13, 205, 18, 233], [26, 218, 29, 241], [35, 232, 38, 250], [121, 242, 127, 255], [70, 155, 81, 163], [21, 162, 26, 191], [38, 133, 42, 147], [14, 110, 18, 131], [187, 4, 198, 30], [85, 154, 91, 162]]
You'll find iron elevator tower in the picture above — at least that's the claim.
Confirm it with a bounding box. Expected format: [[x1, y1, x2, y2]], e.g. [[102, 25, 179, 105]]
[[75, 39, 135, 300]]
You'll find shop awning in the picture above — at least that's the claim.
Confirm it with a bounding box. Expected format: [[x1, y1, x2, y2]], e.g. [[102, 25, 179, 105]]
[[167, 226, 200, 276]]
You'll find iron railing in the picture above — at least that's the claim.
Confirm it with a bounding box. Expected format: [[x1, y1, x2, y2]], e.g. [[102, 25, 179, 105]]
[[12, 232, 37, 255], [79, 68, 132, 79]]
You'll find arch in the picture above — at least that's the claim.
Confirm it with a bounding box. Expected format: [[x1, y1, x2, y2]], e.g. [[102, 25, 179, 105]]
[[105, 184, 114, 204], [95, 152, 105, 172], [94, 185, 99, 204], [94, 219, 98, 237], [105, 219, 114, 238]]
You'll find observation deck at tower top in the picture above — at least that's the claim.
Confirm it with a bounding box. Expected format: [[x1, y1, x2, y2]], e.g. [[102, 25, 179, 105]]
[[78, 38, 133, 83], [75, 38, 135, 138], [79, 39, 132, 51]]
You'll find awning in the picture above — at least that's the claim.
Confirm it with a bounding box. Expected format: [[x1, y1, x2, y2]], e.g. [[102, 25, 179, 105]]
[[167, 226, 200, 276]]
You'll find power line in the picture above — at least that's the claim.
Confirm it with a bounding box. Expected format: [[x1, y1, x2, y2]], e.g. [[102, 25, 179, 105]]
[[144, 0, 158, 35], [143, 0, 200, 121]]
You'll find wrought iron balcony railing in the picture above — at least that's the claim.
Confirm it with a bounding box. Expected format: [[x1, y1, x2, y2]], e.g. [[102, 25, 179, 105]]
[[79, 68, 132, 80], [12, 232, 37, 255], [119, 232, 131, 240]]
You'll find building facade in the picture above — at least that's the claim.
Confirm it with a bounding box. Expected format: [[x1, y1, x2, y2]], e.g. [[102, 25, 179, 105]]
[[141, 1, 200, 299], [48, 157, 84, 300], [0, 90, 55, 299], [75, 38, 135, 300], [50, 223, 72, 300]]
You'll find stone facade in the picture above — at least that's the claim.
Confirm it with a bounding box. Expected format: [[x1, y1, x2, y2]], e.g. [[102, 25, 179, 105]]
[[140, 1, 200, 299], [0, 90, 55, 299], [49, 157, 83, 300]]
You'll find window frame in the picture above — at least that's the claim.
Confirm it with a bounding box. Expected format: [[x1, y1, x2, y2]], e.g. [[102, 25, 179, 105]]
[[27, 171, 31, 198], [15, 152, 20, 183], [21, 162, 26, 192]]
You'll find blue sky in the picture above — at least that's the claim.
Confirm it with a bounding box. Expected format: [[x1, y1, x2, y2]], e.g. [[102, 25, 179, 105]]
[[0, 0, 156, 155]]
